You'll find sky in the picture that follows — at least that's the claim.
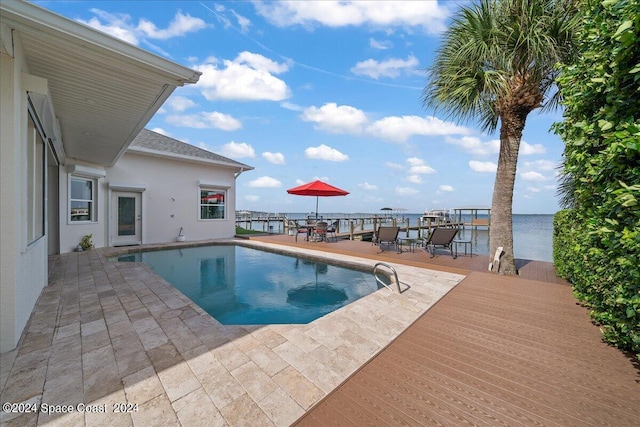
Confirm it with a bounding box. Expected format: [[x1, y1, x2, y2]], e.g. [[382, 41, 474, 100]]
[[38, 0, 566, 214]]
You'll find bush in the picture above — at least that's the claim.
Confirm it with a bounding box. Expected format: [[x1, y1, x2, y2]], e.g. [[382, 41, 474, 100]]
[[553, 0, 640, 359]]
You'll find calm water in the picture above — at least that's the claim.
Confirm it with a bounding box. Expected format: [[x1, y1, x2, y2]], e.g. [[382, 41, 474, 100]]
[[116, 245, 382, 324], [243, 213, 555, 262]]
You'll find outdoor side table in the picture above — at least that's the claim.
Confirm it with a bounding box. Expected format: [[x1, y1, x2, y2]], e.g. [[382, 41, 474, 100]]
[[399, 237, 417, 253], [453, 239, 472, 257]]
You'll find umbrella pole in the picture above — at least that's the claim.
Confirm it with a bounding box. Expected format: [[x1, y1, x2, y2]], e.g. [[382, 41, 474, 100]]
[[316, 196, 319, 220]]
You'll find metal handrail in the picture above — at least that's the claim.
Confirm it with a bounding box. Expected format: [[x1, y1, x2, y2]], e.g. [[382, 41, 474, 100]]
[[373, 262, 401, 293]]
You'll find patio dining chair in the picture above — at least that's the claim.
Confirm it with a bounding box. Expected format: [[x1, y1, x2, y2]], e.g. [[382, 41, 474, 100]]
[[313, 221, 328, 242], [290, 220, 310, 242], [326, 220, 339, 242]]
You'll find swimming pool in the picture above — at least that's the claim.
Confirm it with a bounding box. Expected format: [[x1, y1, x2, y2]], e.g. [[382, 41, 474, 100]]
[[115, 245, 382, 324]]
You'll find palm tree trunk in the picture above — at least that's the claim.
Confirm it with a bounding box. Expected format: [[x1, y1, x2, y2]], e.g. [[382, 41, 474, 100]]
[[490, 113, 525, 275]]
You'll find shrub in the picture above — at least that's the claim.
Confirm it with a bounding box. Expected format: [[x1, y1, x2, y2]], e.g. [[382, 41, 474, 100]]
[[554, 0, 640, 358]]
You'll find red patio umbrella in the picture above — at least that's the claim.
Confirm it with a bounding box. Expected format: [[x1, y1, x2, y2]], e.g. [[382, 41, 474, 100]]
[[287, 180, 349, 219]]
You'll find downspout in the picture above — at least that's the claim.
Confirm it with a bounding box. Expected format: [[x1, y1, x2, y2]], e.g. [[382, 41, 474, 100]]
[[234, 168, 245, 178]]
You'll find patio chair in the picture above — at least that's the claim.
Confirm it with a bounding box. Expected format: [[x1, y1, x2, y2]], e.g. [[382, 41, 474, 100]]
[[423, 227, 459, 258], [314, 221, 328, 242], [374, 226, 400, 253], [290, 220, 310, 242], [326, 220, 339, 242]]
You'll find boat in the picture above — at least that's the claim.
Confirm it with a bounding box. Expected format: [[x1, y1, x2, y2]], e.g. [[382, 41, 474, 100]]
[[422, 209, 452, 224]]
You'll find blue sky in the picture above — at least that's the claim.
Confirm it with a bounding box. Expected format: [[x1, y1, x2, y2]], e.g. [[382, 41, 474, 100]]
[[39, 0, 565, 214]]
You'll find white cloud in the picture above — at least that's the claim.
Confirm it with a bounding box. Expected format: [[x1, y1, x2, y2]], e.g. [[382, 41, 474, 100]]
[[253, 1, 449, 34], [469, 160, 497, 173], [520, 171, 547, 181], [520, 141, 547, 155], [395, 186, 420, 196], [438, 185, 454, 192], [165, 112, 242, 131], [165, 96, 197, 112], [280, 101, 304, 111], [366, 115, 472, 143], [262, 152, 286, 165], [445, 136, 500, 156], [231, 10, 251, 32], [247, 176, 282, 188], [79, 9, 207, 46], [301, 103, 368, 134], [304, 144, 349, 162], [150, 127, 170, 136], [351, 55, 419, 79], [369, 38, 392, 50], [385, 162, 404, 170], [220, 141, 255, 158], [359, 182, 378, 190], [137, 12, 207, 40], [245, 194, 260, 202], [406, 157, 436, 174], [406, 175, 423, 184], [196, 52, 291, 101], [527, 186, 541, 193]]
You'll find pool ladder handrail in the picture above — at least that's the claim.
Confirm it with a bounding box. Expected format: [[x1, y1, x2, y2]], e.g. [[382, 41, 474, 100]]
[[373, 262, 401, 293]]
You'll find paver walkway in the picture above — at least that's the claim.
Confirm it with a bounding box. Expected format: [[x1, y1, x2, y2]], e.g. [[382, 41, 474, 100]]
[[0, 239, 462, 426]]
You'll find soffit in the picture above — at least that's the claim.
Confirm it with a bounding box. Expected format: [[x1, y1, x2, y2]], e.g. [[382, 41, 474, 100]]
[[1, 1, 200, 167]]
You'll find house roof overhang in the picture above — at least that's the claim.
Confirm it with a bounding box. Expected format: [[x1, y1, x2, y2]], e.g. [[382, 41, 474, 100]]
[[126, 145, 255, 173], [0, 0, 201, 167]]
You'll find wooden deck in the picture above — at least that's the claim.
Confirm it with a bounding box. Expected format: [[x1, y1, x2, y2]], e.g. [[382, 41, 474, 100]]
[[249, 234, 640, 426]]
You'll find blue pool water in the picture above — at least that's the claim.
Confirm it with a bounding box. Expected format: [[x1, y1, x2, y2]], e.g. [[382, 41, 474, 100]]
[[116, 245, 382, 325]]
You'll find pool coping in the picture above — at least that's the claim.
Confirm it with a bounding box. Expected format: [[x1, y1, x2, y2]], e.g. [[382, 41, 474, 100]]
[[1, 238, 465, 426]]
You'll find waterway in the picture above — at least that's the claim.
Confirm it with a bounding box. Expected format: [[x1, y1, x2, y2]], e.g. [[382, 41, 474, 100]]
[[239, 213, 555, 263]]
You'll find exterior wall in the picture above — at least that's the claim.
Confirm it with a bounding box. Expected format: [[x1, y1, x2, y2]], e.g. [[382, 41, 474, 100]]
[[58, 152, 238, 253], [57, 164, 108, 253], [0, 32, 48, 354]]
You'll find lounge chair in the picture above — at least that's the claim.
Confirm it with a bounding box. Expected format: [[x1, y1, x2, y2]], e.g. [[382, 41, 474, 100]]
[[374, 226, 400, 253], [423, 227, 459, 258]]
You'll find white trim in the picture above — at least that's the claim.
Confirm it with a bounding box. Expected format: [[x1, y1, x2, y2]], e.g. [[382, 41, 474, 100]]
[[198, 180, 231, 189], [198, 186, 227, 221], [108, 182, 146, 192], [67, 164, 106, 179], [68, 175, 97, 224], [23, 74, 65, 164]]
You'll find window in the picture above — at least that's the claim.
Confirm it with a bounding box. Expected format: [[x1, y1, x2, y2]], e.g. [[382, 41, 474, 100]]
[[27, 114, 45, 243], [70, 177, 96, 222], [200, 188, 226, 220]]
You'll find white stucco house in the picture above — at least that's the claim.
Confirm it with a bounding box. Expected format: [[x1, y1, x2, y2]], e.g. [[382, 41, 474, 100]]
[[0, 1, 252, 353]]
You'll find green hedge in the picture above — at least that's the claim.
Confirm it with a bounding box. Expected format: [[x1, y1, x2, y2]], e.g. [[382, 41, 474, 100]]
[[553, 0, 640, 359], [554, 209, 639, 357]]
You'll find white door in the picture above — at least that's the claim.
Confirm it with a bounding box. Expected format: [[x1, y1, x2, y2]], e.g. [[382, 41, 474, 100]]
[[111, 191, 142, 246]]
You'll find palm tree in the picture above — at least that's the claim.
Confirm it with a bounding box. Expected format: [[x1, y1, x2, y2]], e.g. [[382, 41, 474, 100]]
[[423, 0, 577, 274]]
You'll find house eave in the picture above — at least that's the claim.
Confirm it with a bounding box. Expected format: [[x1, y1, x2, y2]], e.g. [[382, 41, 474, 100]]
[[126, 146, 254, 172], [0, 1, 201, 85]]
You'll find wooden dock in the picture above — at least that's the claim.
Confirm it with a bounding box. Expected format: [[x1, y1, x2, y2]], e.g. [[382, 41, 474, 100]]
[[236, 213, 465, 240]]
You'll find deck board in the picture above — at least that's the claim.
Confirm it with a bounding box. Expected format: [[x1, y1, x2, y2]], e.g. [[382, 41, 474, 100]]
[[249, 235, 640, 426], [256, 234, 640, 427]]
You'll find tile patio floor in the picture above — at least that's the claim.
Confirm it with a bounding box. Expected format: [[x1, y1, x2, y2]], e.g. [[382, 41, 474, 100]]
[[0, 239, 464, 426]]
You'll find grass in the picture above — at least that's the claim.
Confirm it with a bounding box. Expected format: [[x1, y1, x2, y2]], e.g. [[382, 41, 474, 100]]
[[235, 226, 268, 235]]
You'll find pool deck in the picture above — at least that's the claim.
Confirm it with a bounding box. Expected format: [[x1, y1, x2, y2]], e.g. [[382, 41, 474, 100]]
[[1, 235, 638, 426]]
